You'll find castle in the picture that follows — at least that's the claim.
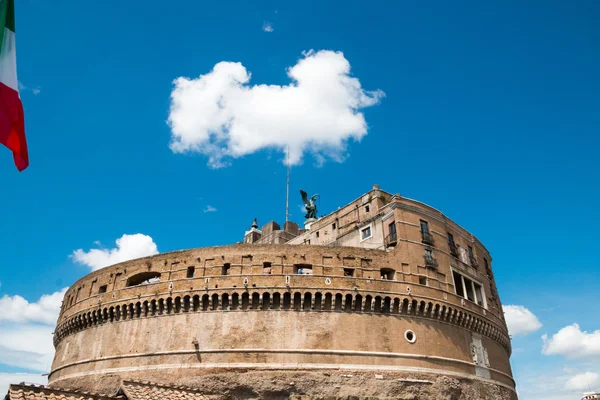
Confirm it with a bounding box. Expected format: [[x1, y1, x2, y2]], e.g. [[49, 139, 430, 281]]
[[4, 185, 517, 400]]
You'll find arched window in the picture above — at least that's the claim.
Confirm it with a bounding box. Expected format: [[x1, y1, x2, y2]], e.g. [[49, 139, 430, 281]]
[[324, 293, 333, 311], [211, 294, 219, 310], [344, 294, 353, 312], [355, 295, 363, 312], [252, 293, 260, 310], [282, 292, 291, 310], [222, 294, 230, 310], [202, 295, 209, 311], [314, 292, 323, 311], [126, 272, 161, 287], [334, 294, 343, 311], [242, 293, 250, 310], [303, 293, 312, 310], [272, 293, 281, 310], [293, 292, 302, 311], [262, 293, 271, 310], [231, 293, 240, 310]]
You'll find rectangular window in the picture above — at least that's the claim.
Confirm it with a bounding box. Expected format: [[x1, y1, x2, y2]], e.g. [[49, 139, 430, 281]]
[[316, 231, 320, 238], [222, 263, 231, 275], [343, 268, 355, 277], [294, 264, 313, 275], [425, 248, 432, 258], [332, 223, 336, 230], [186, 266, 195, 278], [365, 205, 370, 213], [468, 245, 474, 258], [263, 262, 272, 274], [380, 268, 395, 280], [452, 269, 486, 308], [452, 271, 464, 297], [361, 226, 372, 240], [98, 285, 108, 294], [448, 232, 455, 246], [420, 220, 429, 234], [419, 276, 427, 285], [389, 221, 397, 239]]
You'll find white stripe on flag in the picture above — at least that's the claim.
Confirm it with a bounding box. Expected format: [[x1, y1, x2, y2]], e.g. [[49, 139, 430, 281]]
[[0, 27, 18, 92]]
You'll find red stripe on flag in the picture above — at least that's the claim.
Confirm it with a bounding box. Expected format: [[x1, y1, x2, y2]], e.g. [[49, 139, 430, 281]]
[[0, 82, 28, 171]]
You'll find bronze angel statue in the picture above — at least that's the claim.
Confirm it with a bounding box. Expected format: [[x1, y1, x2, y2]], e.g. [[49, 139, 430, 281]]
[[300, 190, 319, 220]]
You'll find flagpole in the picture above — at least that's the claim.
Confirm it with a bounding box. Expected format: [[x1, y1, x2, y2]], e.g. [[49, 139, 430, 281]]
[[285, 146, 290, 222]]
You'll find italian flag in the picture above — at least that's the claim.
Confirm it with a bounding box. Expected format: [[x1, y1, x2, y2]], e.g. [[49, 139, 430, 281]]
[[0, 0, 28, 171]]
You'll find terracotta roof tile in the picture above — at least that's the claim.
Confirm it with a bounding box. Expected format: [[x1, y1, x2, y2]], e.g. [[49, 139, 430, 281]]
[[6, 383, 124, 400], [120, 380, 208, 400]]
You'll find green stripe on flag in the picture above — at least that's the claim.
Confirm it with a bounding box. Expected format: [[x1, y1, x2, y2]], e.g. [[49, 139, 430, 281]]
[[0, 0, 15, 51], [0, 0, 15, 38]]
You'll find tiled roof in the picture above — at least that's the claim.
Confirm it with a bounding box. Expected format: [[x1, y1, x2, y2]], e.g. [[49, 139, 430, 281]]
[[120, 380, 208, 400], [6, 383, 124, 400]]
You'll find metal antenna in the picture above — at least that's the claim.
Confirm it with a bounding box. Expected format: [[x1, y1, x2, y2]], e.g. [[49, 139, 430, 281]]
[[285, 146, 290, 222]]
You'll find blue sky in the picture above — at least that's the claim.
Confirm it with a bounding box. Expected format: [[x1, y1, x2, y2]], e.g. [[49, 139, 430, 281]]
[[0, 0, 599, 398]]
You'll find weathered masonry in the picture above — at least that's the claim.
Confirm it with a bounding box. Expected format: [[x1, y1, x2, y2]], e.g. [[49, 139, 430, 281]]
[[48, 186, 516, 400]]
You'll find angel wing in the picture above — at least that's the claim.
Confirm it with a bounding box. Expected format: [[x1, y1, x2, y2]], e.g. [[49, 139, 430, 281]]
[[300, 190, 310, 206]]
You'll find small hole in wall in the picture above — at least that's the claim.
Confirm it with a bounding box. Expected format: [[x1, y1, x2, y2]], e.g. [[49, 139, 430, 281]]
[[215, 285, 218, 289], [405, 330, 416, 344]]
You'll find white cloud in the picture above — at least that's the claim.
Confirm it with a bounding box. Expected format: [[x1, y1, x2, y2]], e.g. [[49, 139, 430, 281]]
[[0, 288, 66, 374], [203, 205, 217, 213], [542, 323, 600, 359], [262, 22, 274, 32], [565, 372, 600, 391], [0, 324, 55, 372], [71, 233, 159, 271], [168, 50, 384, 168], [0, 288, 67, 325], [503, 305, 542, 336], [0, 373, 47, 397]]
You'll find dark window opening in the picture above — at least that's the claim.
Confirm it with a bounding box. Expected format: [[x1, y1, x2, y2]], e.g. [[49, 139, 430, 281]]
[[316, 231, 320, 238], [389, 222, 397, 240], [468, 246, 474, 258], [98, 285, 107, 294], [126, 272, 161, 287], [343, 268, 355, 277], [186, 266, 195, 278], [365, 205, 370, 213], [419, 276, 427, 285], [380, 268, 395, 280], [294, 264, 313, 275], [222, 263, 231, 275], [453, 271, 465, 297], [420, 220, 429, 234], [361, 226, 372, 240], [332, 223, 336, 230], [263, 262, 272, 274]]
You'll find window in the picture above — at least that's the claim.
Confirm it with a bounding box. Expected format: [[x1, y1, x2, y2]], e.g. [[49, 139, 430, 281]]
[[389, 222, 397, 240], [420, 220, 434, 244], [294, 264, 313, 275], [263, 262, 272, 274], [98, 285, 108, 294], [316, 231, 320, 238], [361, 226, 372, 240], [448, 233, 455, 246], [380, 268, 395, 280], [452, 269, 486, 308], [448, 232, 458, 257], [222, 263, 231, 275], [186, 266, 195, 278], [452, 271, 465, 297], [425, 248, 432, 258], [332, 223, 336, 230], [419, 276, 427, 285], [365, 205, 370, 213], [343, 268, 355, 277], [126, 272, 161, 287], [468, 246, 474, 258], [468, 246, 478, 267]]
